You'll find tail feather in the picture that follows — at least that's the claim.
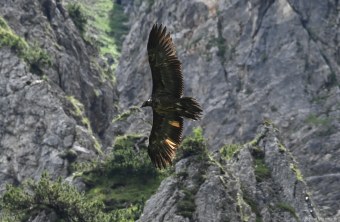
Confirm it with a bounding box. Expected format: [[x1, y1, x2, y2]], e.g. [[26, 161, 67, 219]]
[[177, 97, 202, 120]]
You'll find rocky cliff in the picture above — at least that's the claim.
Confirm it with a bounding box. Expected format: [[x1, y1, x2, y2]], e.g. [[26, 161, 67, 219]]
[[0, 0, 339, 221], [0, 0, 117, 198], [116, 0, 340, 220]]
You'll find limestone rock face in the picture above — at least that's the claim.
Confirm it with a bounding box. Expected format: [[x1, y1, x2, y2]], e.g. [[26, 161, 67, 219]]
[[0, 0, 117, 196], [139, 125, 320, 222], [116, 0, 340, 218], [0, 0, 339, 221]]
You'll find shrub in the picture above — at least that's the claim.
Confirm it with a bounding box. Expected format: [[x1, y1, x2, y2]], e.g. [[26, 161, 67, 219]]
[[179, 127, 207, 159], [22, 43, 52, 75], [0, 172, 111, 222], [177, 188, 196, 219], [254, 158, 271, 182], [67, 3, 87, 36], [0, 16, 51, 74], [220, 144, 242, 160]]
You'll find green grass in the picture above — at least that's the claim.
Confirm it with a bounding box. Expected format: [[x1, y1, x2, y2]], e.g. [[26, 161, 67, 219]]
[[78, 133, 168, 221], [240, 191, 262, 222], [0, 16, 51, 74], [254, 158, 271, 182], [71, 0, 129, 84], [81, 0, 128, 64], [305, 114, 331, 126], [177, 188, 196, 219], [178, 127, 208, 159], [0, 18, 28, 52], [66, 95, 102, 154], [290, 163, 304, 182], [84, 175, 163, 209], [220, 144, 242, 160], [67, 3, 88, 36], [277, 203, 299, 221], [112, 106, 141, 123]]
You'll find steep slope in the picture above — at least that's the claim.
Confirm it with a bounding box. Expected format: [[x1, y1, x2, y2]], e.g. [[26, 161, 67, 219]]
[[116, 0, 340, 219], [1, 0, 339, 221], [0, 0, 117, 198], [139, 124, 320, 222]]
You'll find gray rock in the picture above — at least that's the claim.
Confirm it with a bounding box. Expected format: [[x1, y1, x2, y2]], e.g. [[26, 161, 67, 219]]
[[116, 0, 340, 218], [139, 125, 320, 222]]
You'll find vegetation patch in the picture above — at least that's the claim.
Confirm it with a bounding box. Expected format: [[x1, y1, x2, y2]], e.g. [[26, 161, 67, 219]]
[[220, 144, 242, 160], [81, 0, 128, 74], [175, 127, 209, 219], [67, 3, 88, 36], [276, 202, 299, 221], [305, 114, 331, 126], [254, 157, 271, 182], [241, 191, 262, 222], [77, 134, 168, 221], [112, 106, 141, 123], [278, 143, 287, 153], [66, 95, 102, 154], [290, 163, 304, 182], [177, 188, 197, 219], [0, 16, 51, 75], [0, 172, 110, 222], [178, 127, 208, 160]]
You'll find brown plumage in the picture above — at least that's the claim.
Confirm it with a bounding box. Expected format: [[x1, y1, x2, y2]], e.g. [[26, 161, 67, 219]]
[[142, 24, 203, 169]]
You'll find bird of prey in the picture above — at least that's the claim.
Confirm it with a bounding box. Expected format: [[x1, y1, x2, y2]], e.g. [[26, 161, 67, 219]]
[[141, 24, 203, 169]]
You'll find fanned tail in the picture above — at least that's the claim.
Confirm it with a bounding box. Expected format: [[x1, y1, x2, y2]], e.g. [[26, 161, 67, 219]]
[[177, 97, 202, 120]]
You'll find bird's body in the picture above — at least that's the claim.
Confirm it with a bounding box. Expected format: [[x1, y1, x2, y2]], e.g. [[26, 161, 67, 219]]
[[142, 24, 203, 169]]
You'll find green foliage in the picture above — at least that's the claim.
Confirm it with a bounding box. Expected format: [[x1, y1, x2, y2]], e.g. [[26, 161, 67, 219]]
[[254, 158, 271, 182], [67, 3, 88, 36], [177, 188, 196, 219], [241, 191, 262, 222], [0, 17, 28, 53], [276, 202, 299, 221], [66, 95, 102, 154], [0, 16, 51, 74], [66, 96, 90, 130], [77, 134, 167, 221], [81, 0, 128, 76], [0, 172, 111, 222], [278, 143, 287, 153], [290, 163, 304, 181], [0, 16, 9, 29], [108, 134, 157, 175], [108, 3, 129, 52], [112, 106, 141, 123], [179, 127, 207, 159], [305, 114, 331, 126], [220, 144, 242, 160], [23, 43, 52, 75]]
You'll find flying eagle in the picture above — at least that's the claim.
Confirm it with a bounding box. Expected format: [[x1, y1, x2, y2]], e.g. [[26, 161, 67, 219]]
[[142, 24, 203, 169]]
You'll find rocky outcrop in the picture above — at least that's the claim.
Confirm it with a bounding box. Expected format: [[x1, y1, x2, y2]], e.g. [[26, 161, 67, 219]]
[[139, 125, 320, 222], [0, 0, 117, 195], [116, 0, 340, 218], [1, 0, 339, 221]]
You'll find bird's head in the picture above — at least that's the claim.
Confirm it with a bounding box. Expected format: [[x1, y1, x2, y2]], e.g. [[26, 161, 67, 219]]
[[141, 98, 152, 108]]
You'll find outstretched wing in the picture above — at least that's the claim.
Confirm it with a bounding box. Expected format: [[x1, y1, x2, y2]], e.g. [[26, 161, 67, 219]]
[[147, 24, 183, 98], [148, 112, 183, 169]]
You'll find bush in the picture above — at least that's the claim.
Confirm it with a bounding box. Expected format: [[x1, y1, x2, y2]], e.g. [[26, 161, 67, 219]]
[[220, 144, 242, 160], [0, 172, 111, 222], [177, 188, 196, 219], [22, 43, 52, 75], [0, 16, 51, 74], [179, 127, 207, 159], [67, 3, 88, 36]]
